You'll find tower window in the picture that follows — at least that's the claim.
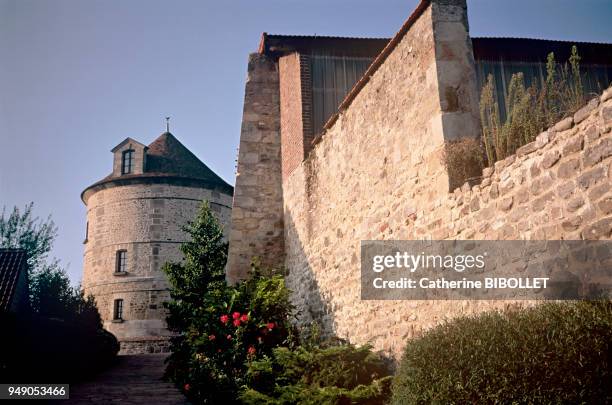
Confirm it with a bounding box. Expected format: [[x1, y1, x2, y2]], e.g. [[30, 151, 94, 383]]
[[121, 150, 135, 174], [115, 250, 127, 273], [113, 299, 124, 320]]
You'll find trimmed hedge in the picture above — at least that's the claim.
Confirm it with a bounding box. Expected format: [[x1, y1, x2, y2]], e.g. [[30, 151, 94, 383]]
[[391, 301, 612, 404]]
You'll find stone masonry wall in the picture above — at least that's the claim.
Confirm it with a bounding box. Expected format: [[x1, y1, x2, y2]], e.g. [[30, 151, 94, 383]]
[[282, 0, 612, 358], [227, 54, 285, 281], [83, 182, 232, 352]]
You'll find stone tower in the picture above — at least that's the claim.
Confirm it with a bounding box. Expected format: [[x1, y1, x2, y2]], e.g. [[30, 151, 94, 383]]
[[81, 131, 233, 354]]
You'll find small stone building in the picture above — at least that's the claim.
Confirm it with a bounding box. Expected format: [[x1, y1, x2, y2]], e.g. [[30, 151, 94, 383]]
[[81, 131, 233, 354]]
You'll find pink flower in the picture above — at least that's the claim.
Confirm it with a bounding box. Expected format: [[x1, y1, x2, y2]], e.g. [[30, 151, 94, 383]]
[[240, 314, 249, 322], [232, 312, 241, 320], [226, 334, 232, 340], [184, 383, 191, 392], [267, 322, 275, 330], [220, 314, 229, 324], [208, 334, 216, 341], [247, 346, 256, 356], [233, 319, 241, 327]]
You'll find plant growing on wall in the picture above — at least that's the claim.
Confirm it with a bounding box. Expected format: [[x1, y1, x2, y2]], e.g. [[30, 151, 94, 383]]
[[479, 46, 586, 164]]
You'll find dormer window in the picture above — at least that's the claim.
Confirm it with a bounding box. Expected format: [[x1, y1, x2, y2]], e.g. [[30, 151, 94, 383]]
[[121, 150, 135, 174]]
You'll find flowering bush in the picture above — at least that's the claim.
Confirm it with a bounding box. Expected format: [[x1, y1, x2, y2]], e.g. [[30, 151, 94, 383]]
[[163, 203, 295, 404], [164, 202, 393, 404]]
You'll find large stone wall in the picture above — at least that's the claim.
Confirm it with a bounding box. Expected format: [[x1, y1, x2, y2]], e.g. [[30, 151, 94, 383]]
[[83, 182, 232, 352], [227, 54, 285, 281], [281, 0, 612, 358]]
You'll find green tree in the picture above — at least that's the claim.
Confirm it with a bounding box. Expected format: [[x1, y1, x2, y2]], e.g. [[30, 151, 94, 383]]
[[29, 264, 101, 329], [0, 202, 57, 272], [0, 203, 101, 329], [164, 202, 295, 403]]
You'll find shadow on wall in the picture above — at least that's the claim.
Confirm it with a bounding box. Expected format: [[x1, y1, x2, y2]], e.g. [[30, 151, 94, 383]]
[[282, 209, 337, 341]]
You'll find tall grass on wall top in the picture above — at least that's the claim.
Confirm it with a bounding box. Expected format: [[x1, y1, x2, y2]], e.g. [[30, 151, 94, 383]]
[[480, 46, 586, 165]]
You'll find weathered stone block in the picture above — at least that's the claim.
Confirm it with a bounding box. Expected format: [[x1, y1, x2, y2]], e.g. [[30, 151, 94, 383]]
[[585, 125, 601, 142], [498, 197, 513, 212], [577, 166, 606, 190], [552, 117, 573, 132], [557, 181, 575, 199], [573, 97, 599, 124], [566, 196, 585, 213], [516, 141, 538, 157], [542, 150, 561, 169], [583, 138, 612, 167], [582, 217, 612, 239], [598, 197, 612, 215], [561, 216, 582, 232], [561, 135, 584, 156], [531, 191, 555, 213], [603, 106, 612, 123], [557, 158, 580, 179]]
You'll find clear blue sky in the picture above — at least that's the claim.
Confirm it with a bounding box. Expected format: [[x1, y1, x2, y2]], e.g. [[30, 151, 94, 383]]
[[1, 0, 611, 284]]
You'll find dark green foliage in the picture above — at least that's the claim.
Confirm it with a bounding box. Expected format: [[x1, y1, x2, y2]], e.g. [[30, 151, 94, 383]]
[[29, 264, 102, 329], [241, 343, 393, 405], [0, 203, 114, 381], [163, 202, 295, 404], [391, 301, 612, 404]]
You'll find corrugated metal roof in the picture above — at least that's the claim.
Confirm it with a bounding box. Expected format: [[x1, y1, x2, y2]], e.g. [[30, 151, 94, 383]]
[[259, 32, 390, 57], [472, 37, 612, 64]]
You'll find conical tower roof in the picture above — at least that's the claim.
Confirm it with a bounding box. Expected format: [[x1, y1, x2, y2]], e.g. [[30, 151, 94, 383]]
[[82, 131, 233, 203], [145, 131, 229, 188]]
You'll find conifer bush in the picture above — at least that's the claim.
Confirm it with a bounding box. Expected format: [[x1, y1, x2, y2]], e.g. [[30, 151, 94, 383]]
[[391, 300, 612, 404], [240, 343, 392, 405]]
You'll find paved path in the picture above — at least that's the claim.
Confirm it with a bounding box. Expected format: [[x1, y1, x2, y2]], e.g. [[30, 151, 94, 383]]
[[61, 354, 190, 404]]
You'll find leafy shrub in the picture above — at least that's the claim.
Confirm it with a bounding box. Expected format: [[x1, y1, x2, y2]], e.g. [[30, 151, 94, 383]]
[[480, 46, 586, 164], [391, 301, 612, 404], [241, 343, 393, 405], [163, 203, 296, 404]]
